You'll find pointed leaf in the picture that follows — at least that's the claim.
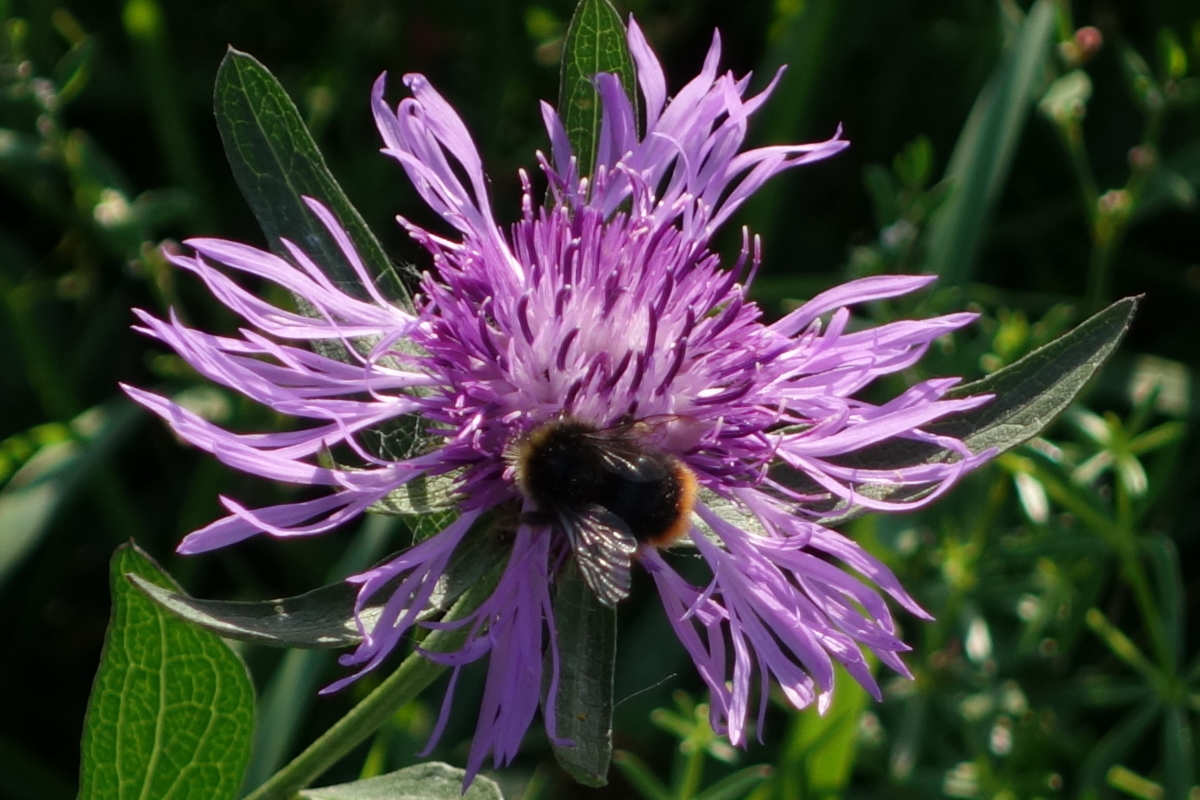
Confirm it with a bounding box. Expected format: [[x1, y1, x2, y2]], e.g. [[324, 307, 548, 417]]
[[817, 297, 1137, 525], [78, 542, 254, 800], [129, 574, 365, 648], [129, 516, 508, 648], [1161, 706, 1193, 800], [1078, 701, 1161, 793], [214, 48, 412, 310], [547, 559, 616, 787], [786, 665, 867, 793], [693, 765, 773, 800], [558, 0, 636, 179], [298, 763, 502, 800], [1141, 533, 1184, 671], [925, 0, 1055, 285], [936, 296, 1138, 451], [0, 399, 142, 588]]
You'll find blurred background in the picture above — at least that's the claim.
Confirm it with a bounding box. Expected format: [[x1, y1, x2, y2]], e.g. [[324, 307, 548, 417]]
[[1, 0, 1198, 798]]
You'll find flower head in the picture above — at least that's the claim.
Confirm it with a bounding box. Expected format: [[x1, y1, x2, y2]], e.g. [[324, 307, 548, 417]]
[[126, 19, 991, 782]]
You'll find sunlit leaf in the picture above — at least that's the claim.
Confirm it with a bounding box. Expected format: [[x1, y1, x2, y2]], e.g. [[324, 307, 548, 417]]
[[367, 471, 463, 518], [129, 574, 364, 648], [784, 666, 868, 794], [298, 763, 502, 799], [1106, 765, 1165, 800], [77, 542, 254, 800], [214, 48, 412, 310], [819, 296, 1138, 525], [558, 0, 636, 179], [938, 296, 1138, 452], [131, 517, 508, 649]]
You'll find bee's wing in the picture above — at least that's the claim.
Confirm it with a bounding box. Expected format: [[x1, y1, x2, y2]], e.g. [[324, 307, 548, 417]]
[[559, 505, 639, 607], [588, 438, 669, 482]]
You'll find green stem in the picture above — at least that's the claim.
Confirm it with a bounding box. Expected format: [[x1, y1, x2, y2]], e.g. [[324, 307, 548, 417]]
[[1060, 122, 1100, 222], [1085, 230, 1122, 313], [1052, 0, 1074, 41], [676, 745, 705, 800], [242, 577, 497, 800]]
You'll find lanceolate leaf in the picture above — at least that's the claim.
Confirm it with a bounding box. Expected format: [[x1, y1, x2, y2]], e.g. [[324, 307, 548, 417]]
[[129, 517, 509, 649], [817, 296, 1138, 525], [0, 399, 142, 588], [128, 575, 366, 648], [559, 0, 637, 179], [78, 543, 254, 800], [935, 296, 1139, 451], [298, 763, 502, 799], [214, 49, 413, 310], [783, 665, 867, 794], [547, 560, 616, 787], [214, 50, 435, 461], [924, 0, 1055, 285]]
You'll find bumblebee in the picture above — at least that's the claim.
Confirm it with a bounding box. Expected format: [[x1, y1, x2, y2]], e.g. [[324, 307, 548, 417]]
[[511, 415, 698, 607]]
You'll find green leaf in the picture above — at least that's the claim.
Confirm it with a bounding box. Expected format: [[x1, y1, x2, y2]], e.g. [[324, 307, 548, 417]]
[[1141, 533, 1184, 671], [214, 48, 412, 310], [366, 471, 463, 518], [297, 763, 502, 800], [925, 0, 1055, 285], [0, 399, 142, 589], [693, 766, 773, 800], [689, 488, 768, 548], [1078, 701, 1161, 794], [1160, 705, 1193, 800], [783, 666, 868, 795], [937, 296, 1138, 452], [558, 0, 636, 179], [132, 515, 508, 649], [611, 751, 672, 800], [1106, 765, 1166, 800], [128, 574, 364, 648], [815, 296, 1138, 525], [547, 559, 617, 787], [78, 542, 255, 800]]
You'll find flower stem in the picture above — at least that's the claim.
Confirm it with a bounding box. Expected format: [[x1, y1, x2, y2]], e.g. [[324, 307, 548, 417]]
[[242, 578, 496, 800]]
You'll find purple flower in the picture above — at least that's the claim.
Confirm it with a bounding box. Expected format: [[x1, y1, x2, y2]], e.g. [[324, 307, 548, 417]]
[[125, 19, 992, 782]]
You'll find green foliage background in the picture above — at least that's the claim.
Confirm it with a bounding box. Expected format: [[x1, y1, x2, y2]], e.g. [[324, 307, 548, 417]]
[[0, 0, 1198, 798]]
